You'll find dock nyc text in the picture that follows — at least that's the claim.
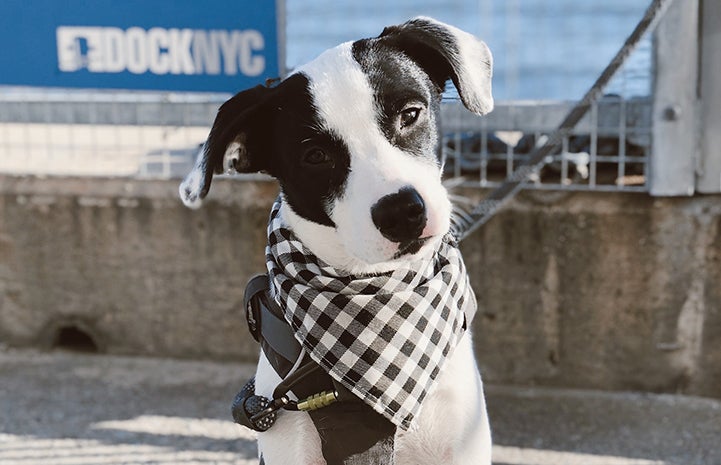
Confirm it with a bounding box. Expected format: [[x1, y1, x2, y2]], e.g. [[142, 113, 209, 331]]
[[56, 26, 265, 76]]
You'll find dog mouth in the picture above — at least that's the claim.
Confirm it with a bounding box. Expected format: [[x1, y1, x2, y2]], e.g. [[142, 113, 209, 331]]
[[393, 237, 431, 259]]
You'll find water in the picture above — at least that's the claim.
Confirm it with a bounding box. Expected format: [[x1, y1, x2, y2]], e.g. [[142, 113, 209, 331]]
[[285, 0, 653, 101]]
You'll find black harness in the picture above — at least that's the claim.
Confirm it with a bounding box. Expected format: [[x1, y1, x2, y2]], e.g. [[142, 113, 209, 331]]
[[231, 275, 396, 465]]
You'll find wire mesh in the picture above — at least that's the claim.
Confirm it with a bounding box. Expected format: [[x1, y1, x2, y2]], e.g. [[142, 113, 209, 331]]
[[441, 96, 652, 192], [0, 89, 220, 178]]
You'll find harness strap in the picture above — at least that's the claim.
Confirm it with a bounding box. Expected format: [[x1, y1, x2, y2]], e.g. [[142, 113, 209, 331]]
[[244, 274, 303, 374], [235, 274, 396, 464]]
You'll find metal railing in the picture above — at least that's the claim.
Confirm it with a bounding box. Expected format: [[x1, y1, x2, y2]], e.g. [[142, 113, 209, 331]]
[[0, 93, 652, 190], [441, 96, 651, 192], [0, 90, 223, 178]]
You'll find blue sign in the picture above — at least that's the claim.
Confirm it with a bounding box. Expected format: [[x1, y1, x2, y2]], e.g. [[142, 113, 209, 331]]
[[0, 0, 282, 92]]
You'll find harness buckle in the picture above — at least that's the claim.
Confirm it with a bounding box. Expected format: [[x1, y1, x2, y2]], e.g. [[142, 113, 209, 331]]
[[249, 395, 290, 426], [231, 377, 288, 432]]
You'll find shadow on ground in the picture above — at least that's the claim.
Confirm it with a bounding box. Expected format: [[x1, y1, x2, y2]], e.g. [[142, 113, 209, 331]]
[[0, 349, 719, 465]]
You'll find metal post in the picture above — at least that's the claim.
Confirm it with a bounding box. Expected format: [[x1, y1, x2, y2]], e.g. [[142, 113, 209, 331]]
[[649, 0, 699, 196], [697, 0, 721, 193]]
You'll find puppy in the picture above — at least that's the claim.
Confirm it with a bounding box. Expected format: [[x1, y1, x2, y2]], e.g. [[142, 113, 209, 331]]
[[180, 17, 493, 465]]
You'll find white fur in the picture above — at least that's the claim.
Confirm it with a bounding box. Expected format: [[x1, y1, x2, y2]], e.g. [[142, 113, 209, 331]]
[[223, 142, 242, 173], [285, 42, 452, 271], [417, 16, 494, 116], [255, 352, 326, 465], [394, 333, 492, 465], [178, 145, 207, 209], [223, 133, 250, 173], [254, 331, 491, 465]]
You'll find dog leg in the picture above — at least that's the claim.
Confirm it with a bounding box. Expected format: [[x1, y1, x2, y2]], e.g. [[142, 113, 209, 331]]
[[393, 333, 492, 465], [254, 352, 327, 465]]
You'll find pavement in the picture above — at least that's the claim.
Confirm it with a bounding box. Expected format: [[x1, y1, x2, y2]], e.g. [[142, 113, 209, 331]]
[[0, 348, 719, 465]]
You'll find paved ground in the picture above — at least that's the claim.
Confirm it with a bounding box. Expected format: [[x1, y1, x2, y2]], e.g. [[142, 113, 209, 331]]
[[0, 348, 719, 465]]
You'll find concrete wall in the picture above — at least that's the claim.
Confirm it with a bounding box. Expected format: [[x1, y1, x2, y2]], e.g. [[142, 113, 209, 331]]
[[0, 175, 277, 360], [461, 189, 721, 398], [1, 175, 720, 399]]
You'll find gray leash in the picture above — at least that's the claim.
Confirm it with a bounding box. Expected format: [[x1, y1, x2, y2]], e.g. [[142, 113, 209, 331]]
[[456, 0, 676, 242]]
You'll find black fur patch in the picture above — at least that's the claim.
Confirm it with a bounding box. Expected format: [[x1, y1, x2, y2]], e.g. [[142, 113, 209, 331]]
[[351, 38, 443, 164], [204, 73, 351, 227], [266, 74, 351, 227]]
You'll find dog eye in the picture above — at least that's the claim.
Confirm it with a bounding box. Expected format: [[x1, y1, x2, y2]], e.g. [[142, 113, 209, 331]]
[[399, 107, 421, 128], [302, 148, 333, 166]]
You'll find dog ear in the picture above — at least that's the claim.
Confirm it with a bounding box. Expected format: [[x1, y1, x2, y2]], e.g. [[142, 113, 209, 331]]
[[179, 85, 272, 208], [379, 16, 493, 115]]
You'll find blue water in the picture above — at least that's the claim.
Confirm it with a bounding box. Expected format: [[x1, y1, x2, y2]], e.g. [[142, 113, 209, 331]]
[[285, 0, 652, 100]]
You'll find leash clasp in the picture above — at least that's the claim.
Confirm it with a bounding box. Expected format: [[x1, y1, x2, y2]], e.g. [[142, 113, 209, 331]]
[[297, 390, 338, 411]]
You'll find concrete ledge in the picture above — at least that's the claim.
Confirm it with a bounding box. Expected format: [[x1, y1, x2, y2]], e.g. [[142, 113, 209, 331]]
[[1, 175, 720, 400]]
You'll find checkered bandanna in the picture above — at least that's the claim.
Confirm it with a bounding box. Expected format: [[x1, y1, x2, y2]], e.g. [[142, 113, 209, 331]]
[[265, 199, 476, 430]]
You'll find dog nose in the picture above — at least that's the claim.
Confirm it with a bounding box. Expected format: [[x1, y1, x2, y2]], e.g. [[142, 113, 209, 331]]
[[371, 187, 427, 243]]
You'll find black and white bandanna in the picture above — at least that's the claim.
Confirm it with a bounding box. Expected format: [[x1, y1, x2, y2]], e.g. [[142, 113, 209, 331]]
[[265, 199, 476, 430]]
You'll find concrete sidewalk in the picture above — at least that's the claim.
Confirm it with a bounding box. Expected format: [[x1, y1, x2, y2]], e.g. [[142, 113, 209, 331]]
[[0, 349, 719, 465]]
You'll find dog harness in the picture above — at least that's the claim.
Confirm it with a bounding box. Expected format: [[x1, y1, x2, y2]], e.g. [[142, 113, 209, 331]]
[[233, 273, 396, 464], [232, 199, 476, 462]]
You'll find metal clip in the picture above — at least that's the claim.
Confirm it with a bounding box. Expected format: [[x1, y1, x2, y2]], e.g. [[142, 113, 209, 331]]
[[249, 395, 290, 429], [297, 390, 338, 411]]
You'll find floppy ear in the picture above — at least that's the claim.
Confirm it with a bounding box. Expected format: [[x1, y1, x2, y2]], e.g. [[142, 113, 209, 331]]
[[379, 16, 493, 115], [179, 85, 273, 208]]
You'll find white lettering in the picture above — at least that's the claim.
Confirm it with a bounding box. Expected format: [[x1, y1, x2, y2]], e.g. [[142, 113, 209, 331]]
[[217, 30, 266, 76], [125, 27, 147, 74], [147, 28, 170, 74], [168, 29, 195, 75], [56, 26, 267, 77], [102, 28, 125, 73], [57, 27, 103, 72], [240, 30, 265, 76], [217, 30, 239, 75], [193, 31, 221, 75], [57, 27, 81, 72]]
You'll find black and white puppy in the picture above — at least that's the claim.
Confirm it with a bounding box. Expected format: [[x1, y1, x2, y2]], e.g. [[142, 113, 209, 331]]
[[180, 17, 493, 465]]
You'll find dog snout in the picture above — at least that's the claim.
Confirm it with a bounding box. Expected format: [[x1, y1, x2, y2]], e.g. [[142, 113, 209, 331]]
[[371, 187, 427, 243]]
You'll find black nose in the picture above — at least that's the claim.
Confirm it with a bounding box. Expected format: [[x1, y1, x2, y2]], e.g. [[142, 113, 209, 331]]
[[371, 187, 427, 243]]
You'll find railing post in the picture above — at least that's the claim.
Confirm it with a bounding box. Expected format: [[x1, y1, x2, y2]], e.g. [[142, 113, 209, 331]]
[[649, 0, 700, 196], [697, 0, 721, 193]]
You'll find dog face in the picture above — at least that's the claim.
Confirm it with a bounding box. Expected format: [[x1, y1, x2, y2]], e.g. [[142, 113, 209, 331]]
[[180, 17, 493, 273]]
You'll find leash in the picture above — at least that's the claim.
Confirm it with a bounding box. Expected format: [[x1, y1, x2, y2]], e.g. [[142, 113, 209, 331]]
[[454, 0, 676, 242]]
